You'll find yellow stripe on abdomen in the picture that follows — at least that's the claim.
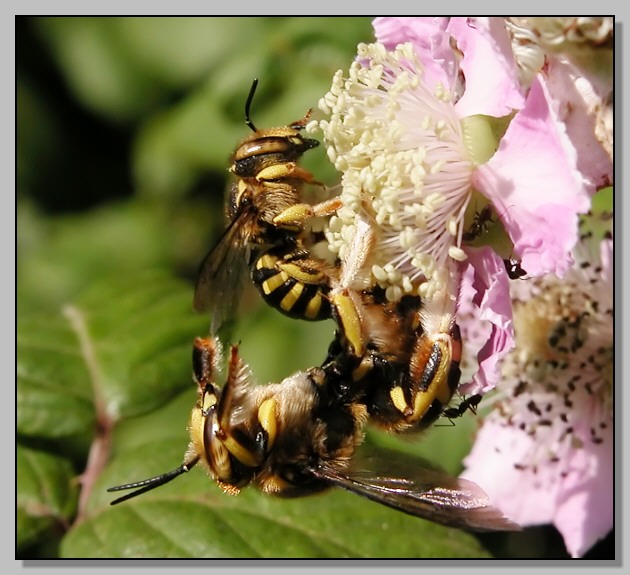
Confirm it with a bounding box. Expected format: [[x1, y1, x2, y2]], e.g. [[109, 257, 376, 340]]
[[280, 282, 304, 312]]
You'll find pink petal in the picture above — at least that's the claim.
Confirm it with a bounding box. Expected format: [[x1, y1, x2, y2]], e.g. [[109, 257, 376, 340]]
[[554, 402, 614, 557], [457, 247, 514, 395], [372, 17, 458, 94], [461, 419, 558, 525], [447, 17, 525, 118], [542, 57, 613, 192], [473, 76, 591, 278], [553, 416, 614, 557], [373, 16, 449, 46]]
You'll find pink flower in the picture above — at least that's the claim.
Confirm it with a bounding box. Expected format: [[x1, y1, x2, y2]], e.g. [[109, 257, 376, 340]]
[[457, 246, 514, 395], [540, 55, 612, 191], [504, 17, 613, 187], [472, 74, 589, 278], [315, 17, 592, 392], [461, 226, 613, 557]]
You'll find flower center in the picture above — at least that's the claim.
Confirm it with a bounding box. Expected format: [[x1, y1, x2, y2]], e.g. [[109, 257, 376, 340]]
[[497, 256, 613, 472], [316, 42, 476, 301]]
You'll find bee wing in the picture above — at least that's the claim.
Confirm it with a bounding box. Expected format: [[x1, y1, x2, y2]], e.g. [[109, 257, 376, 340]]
[[193, 210, 252, 334], [311, 459, 520, 533]]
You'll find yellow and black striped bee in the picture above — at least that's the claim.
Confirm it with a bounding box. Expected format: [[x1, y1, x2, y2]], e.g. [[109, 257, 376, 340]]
[[321, 210, 471, 433], [108, 336, 517, 532], [193, 79, 341, 333], [323, 289, 468, 434]]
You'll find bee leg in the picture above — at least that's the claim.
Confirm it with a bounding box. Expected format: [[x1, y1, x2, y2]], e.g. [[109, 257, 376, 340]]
[[330, 291, 365, 359], [272, 198, 342, 227], [257, 398, 278, 450], [192, 336, 222, 395], [256, 163, 324, 189], [274, 258, 329, 285], [256, 162, 300, 182], [213, 345, 264, 469], [312, 197, 343, 216], [389, 324, 462, 428], [287, 165, 324, 187]]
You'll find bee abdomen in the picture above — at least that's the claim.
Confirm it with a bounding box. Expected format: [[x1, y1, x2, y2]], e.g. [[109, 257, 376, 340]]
[[252, 254, 331, 321]]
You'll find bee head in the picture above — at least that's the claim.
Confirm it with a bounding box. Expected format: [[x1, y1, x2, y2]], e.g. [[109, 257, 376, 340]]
[[229, 79, 319, 180], [189, 339, 367, 497], [187, 339, 272, 492], [230, 130, 319, 180]]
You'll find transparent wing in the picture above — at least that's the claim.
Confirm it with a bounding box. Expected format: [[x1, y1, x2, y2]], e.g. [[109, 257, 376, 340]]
[[193, 210, 252, 334], [311, 457, 520, 533]]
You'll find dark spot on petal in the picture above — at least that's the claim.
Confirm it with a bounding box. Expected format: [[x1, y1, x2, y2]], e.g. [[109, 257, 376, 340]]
[[514, 380, 528, 396], [527, 400, 542, 416]]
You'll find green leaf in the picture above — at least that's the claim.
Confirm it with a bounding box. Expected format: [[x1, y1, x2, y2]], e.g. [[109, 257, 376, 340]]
[[33, 17, 372, 125], [576, 186, 613, 254], [64, 489, 492, 558], [33, 17, 164, 122], [17, 273, 210, 445], [17, 446, 79, 554], [590, 186, 613, 215], [64, 410, 492, 558]]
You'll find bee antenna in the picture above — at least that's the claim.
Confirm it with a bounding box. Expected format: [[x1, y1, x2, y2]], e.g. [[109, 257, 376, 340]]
[[245, 78, 259, 132], [107, 456, 200, 505]]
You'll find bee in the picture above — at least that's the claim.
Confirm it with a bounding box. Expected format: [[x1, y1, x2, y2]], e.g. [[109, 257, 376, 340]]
[[322, 210, 468, 433], [324, 290, 466, 434], [193, 79, 341, 332], [108, 336, 518, 532]]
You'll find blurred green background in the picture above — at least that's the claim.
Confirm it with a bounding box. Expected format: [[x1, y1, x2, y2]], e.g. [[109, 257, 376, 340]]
[[16, 16, 612, 559]]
